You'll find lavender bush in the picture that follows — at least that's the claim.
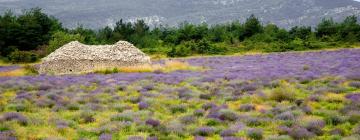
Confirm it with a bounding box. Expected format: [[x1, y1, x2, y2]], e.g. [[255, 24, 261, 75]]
[[0, 49, 359, 139]]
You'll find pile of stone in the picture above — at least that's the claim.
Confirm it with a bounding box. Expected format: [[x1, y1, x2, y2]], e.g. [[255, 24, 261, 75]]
[[38, 41, 151, 75]]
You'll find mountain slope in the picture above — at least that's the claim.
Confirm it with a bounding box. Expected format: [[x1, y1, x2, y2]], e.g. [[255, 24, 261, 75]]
[[0, 0, 359, 29]]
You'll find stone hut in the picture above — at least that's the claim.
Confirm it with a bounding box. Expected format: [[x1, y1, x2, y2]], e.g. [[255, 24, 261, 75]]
[[38, 41, 151, 75]]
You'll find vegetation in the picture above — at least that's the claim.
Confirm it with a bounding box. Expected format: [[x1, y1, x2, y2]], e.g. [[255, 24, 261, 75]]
[[0, 8, 360, 63]]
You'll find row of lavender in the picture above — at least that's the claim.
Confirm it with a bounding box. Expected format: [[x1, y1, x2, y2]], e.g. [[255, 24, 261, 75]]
[[0, 49, 359, 139]]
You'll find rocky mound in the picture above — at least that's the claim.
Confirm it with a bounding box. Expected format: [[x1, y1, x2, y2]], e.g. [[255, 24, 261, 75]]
[[39, 41, 151, 75]]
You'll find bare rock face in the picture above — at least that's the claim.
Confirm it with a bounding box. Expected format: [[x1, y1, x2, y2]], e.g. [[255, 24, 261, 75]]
[[39, 41, 151, 75]]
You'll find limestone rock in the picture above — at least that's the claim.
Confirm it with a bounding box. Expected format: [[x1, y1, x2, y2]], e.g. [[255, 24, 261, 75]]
[[39, 41, 151, 75]]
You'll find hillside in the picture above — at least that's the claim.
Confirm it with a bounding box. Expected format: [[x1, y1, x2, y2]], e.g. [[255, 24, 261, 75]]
[[0, 0, 359, 28]]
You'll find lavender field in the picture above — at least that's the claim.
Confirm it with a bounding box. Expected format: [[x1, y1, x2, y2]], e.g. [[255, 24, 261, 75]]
[[1, 49, 360, 140]]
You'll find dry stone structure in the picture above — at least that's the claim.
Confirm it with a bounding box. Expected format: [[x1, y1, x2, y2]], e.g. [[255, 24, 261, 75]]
[[39, 41, 151, 75]]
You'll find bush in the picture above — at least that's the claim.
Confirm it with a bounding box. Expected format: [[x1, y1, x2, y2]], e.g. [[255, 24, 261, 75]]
[[247, 128, 263, 140], [194, 127, 215, 136], [239, 104, 256, 112], [2, 112, 28, 125], [110, 114, 133, 122], [218, 109, 238, 121], [270, 86, 296, 102], [8, 50, 38, 63], [47, 31, 85, 54]]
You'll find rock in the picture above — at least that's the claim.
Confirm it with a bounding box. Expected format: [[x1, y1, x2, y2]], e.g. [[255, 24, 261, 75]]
[[39, 41, 151, 75]]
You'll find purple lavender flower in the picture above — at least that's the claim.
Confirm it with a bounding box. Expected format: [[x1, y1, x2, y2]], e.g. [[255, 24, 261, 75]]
[[275, 111, 295, 121], [220, 129, 238, 137], [247, 128, 263, 140], [127, 136, 145, 140], [138, 101, 149, 110], [288, 126, 315, 140], [146, 136, 158, 140], [99, 133, 112, 140], [0, 130, 16, 140], [194, 127, 215, 136], [145, 119, 160, 127], [2, 112, 28, 125], [346, 93, 360, 102]]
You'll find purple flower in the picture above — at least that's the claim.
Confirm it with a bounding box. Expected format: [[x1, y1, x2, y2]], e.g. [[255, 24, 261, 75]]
[[138, 101, 149, 110], [275, 111, 295, 121], [346, 93, 360, 102], [0, 130, 16, 140], [220, 129, 238, 137], [145, 119, 160, 127], [2, 112, 28, 125], [56, 120, 69, 129], [127, 136, 145, 140], [247, 128, 263, 140], [194, 127, 215, 136], [287, 126, 315, 140], [146, 136, 158, 140], [99, 133, 112, 140], [202, 103, 217, 110]]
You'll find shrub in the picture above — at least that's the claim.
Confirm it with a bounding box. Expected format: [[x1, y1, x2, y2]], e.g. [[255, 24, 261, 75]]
[[8, 50, 38, 63], [0, 130, 16, 140], [305, 119, 325, 136], [194, 127, 215, 136], [199, 94, 212, 100], [269, 87, 296, 102], [324, 114, 344, 125], [23, 65, 38, 75], [239, 104, 256, 112], [138, 101, 149, 110], [218, 109, 238, 121], [247, 128, 263, 140], [2, 112, 28, 125], [193, 109, 205, 117], [330, 128, 345, 136], [246, 118, 263, 126], [348, 111, 360, 124], [353, 125, 360, 135], [99, 133, 112, 140], [349, 81, 360, 88], [80, 111, 96, 123], [170, 104, 187, 114], [7, 103, 27, 112], [145, 119, 160, 127], [127, 136, 145, 140], [275, 112, 295, 121], [220, 129, 237, 137], [55, 120, 69, 130], [202, 103, 217, 110], [206, 118, 221, 126], [287, 126, 315, 140], [179, 115, 196, 124], [110, 114, 133, 122], [266, 135, 292, 140], [66, 103, 80, 111]]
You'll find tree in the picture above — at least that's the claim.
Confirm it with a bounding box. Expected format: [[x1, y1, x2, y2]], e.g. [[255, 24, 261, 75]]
[[243, 15, 263, 39], [316, 18, 338, 38], [0, 11, 20, 56], [0, 8, 61, 56], [47, 31, 84, 54], [16, 8, 61, 50], [289, 26, 312, 40], [339, 16, 360, 42]]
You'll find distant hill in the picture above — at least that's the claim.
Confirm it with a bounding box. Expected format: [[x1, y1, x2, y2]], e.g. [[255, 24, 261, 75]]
[[1, 0, 360, 29]]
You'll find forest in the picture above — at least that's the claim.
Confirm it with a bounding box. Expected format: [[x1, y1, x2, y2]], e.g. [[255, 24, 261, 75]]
[[0, 8, 359, 63]]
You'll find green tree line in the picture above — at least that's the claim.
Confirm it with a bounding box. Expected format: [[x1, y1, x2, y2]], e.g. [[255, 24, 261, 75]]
[[1, 8, 360, 63]]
